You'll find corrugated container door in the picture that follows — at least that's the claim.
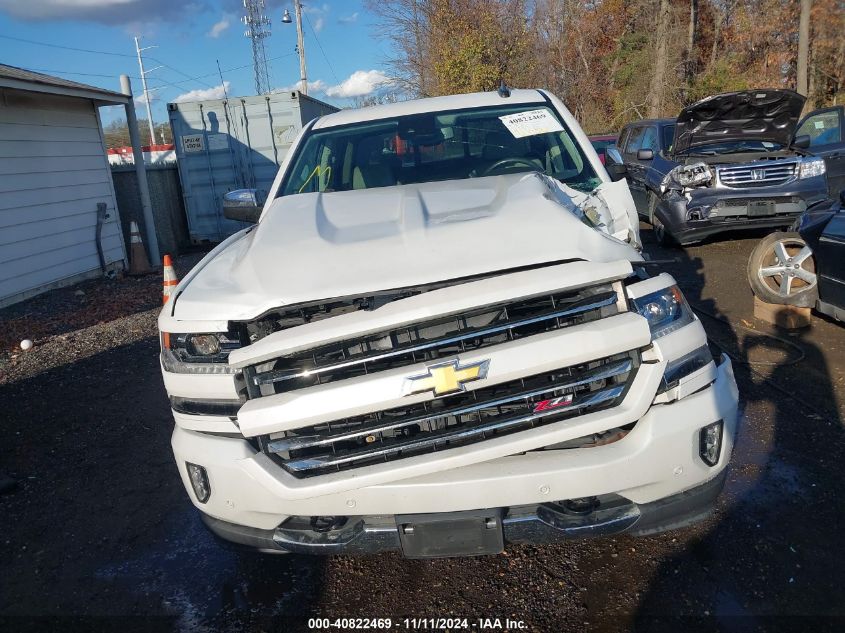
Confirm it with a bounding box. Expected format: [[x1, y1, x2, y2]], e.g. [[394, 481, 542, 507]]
[[168, 92, 338, 243]]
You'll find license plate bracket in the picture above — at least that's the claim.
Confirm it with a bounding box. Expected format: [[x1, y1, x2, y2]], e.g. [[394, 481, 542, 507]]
[[747, 200, 775, 217], [397, 510, 504, 559]]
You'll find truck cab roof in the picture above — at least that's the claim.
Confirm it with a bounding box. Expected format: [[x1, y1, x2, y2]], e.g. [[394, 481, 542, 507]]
[[312, 89, 549, 130]]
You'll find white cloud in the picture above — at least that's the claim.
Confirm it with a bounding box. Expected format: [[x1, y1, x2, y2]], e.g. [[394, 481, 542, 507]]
[[313, 16, 324, 32], [302, 3, 330, 15], [0, 0, 210, 24], [274, 79, 328, 94], [325, 70, 393, 99], [338, 12, 358, 24], [135, 90, 158, 106], [207, 15, 230, 38], [173, 81, 231, 103]]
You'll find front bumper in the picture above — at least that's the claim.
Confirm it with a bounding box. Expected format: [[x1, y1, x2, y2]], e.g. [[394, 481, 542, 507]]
[[172, 355, 739, 554], [656, 177, 829, 243], [201, 468, 727, 556]]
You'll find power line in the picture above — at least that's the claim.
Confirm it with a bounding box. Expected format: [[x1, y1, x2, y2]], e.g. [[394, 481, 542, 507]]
[[17, 55, 296, 96], [303, 12, 339, 83], [145, 54, 297, 92], [147, 56, 217, 90], [8, 32, 297, 98], [0, 34, 135, 57]]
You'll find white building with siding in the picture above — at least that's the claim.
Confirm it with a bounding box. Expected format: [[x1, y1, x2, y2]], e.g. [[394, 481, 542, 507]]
[[0, 65, 130, 307]]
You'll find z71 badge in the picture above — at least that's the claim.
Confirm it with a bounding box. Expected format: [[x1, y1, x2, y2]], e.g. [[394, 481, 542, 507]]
[[533, 393, 575, 413]]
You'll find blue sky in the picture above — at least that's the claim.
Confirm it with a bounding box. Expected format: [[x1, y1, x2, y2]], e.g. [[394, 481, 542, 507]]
[[0, 1, 391, 126]]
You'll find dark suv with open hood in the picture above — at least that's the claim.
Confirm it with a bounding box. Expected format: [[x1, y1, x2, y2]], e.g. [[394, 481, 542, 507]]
[[613, 90, 844, 245]]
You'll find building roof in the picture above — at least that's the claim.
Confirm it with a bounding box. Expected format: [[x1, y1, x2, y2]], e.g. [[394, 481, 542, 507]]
[[0, 64, 128, 105]]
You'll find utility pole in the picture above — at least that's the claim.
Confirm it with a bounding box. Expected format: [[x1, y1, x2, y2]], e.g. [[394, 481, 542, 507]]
[[134, 36, 159, 146], [243, 0, 272, 95], [282, 1, 308, 94], [796, 0, 811, 98], [120, 75, 160, 265], [294, 0, 307, 95]]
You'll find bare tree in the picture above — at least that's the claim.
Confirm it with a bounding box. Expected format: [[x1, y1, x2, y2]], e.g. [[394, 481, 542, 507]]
[[648, 0, 672, 116], [685, 0, 699, 82]]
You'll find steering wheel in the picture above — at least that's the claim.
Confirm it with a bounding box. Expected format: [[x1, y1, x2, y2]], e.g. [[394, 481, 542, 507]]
[[481, 157, 540, 177]]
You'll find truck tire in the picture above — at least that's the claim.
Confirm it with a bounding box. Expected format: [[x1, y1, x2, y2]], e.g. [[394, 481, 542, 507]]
[[747, 232, 818, 307]]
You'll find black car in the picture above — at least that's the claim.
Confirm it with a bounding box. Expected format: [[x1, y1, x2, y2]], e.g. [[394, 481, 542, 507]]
[[747, 191, 845, 322], [610, 90, 845, 245]]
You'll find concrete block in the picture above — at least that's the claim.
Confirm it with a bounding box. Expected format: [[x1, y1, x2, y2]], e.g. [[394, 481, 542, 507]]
[[753, 296, 811, 329]]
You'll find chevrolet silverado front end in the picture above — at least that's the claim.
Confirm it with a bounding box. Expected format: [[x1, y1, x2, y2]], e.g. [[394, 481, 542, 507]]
[[158, 89, 739, 558]]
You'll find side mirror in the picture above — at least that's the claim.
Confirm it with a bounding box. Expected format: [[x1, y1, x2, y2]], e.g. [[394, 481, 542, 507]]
[[792, 134, 811, 150], [605, 147, 627, 182], [636, 148, 654, 161], [223, 189, 263, 223]]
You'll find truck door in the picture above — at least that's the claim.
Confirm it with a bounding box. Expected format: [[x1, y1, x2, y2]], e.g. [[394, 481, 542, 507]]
[[622, 125, 656, 215], [816, 205, 845, 311]]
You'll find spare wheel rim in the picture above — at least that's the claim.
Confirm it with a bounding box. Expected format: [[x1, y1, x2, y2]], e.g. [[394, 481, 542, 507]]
[[757, 237, 817, 298]]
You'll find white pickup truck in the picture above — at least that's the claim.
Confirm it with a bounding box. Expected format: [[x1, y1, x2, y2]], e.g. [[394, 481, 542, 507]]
[[158, 88, 739, 558]]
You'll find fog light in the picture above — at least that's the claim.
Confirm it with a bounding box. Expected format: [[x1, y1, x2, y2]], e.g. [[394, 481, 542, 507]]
[[699, 421, 723, 467], [186, 462, 210, 503]]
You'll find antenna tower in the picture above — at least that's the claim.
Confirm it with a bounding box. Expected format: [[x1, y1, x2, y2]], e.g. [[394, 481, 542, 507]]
[[242, 0, 272, 94]]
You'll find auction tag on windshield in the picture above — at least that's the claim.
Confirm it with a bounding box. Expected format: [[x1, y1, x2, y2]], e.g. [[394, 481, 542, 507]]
[[499, 109, 564, 138]]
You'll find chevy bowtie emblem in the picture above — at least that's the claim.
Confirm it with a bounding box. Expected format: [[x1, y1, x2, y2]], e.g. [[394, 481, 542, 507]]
[[402, 359, 490, 397]]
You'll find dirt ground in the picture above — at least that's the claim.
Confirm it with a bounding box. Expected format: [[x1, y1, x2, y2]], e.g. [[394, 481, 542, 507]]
[[1, 227, 844, 633]]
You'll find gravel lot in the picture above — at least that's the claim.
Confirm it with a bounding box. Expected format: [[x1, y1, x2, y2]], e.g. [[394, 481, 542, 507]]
[[1, 230, 844, 633]]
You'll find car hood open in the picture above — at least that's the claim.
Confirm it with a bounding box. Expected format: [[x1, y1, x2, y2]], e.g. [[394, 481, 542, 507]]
[[673, 89, 806, 155], [170, 172, 641, 322]]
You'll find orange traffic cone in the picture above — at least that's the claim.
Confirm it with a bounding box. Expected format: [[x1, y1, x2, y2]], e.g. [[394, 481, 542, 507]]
[[163, 254, 179, 304], [128, 220, 152, 275]]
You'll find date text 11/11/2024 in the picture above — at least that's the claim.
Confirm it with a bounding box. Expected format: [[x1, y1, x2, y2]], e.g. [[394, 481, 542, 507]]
[[307, 617, 529, 630]]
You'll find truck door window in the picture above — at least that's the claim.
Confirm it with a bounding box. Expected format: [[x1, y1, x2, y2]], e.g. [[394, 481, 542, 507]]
[[624, 126, 646, 155], [640, 126, 659, 152], [617, 127, 631, 153], [661, 124, 676, 152], [797, 110, 842, 147]]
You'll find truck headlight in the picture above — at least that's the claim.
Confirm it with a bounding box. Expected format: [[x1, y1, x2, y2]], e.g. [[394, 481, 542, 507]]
[[663, 162, 712, 190], [160, 331, 241, 374], [799, 158, 826, 179], [632, 285, 694, 338]]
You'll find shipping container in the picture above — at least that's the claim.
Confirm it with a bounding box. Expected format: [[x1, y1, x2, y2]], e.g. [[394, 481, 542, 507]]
[[167, 90, 338, 243]]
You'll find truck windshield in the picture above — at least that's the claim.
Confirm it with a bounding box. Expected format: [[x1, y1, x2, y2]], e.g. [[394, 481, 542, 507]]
[[279, 103, 601, 196]]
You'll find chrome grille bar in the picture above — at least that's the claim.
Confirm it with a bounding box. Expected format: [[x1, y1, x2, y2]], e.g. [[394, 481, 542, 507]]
[[267, 357, 634, 454], [718, 162, 798, 186], [253, 292, 618, 387], [280, 384, 627, 473]]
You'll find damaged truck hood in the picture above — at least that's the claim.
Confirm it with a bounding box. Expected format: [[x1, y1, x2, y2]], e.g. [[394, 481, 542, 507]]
[[171, 172, 641, 322], [673, 89, 805, 155]]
